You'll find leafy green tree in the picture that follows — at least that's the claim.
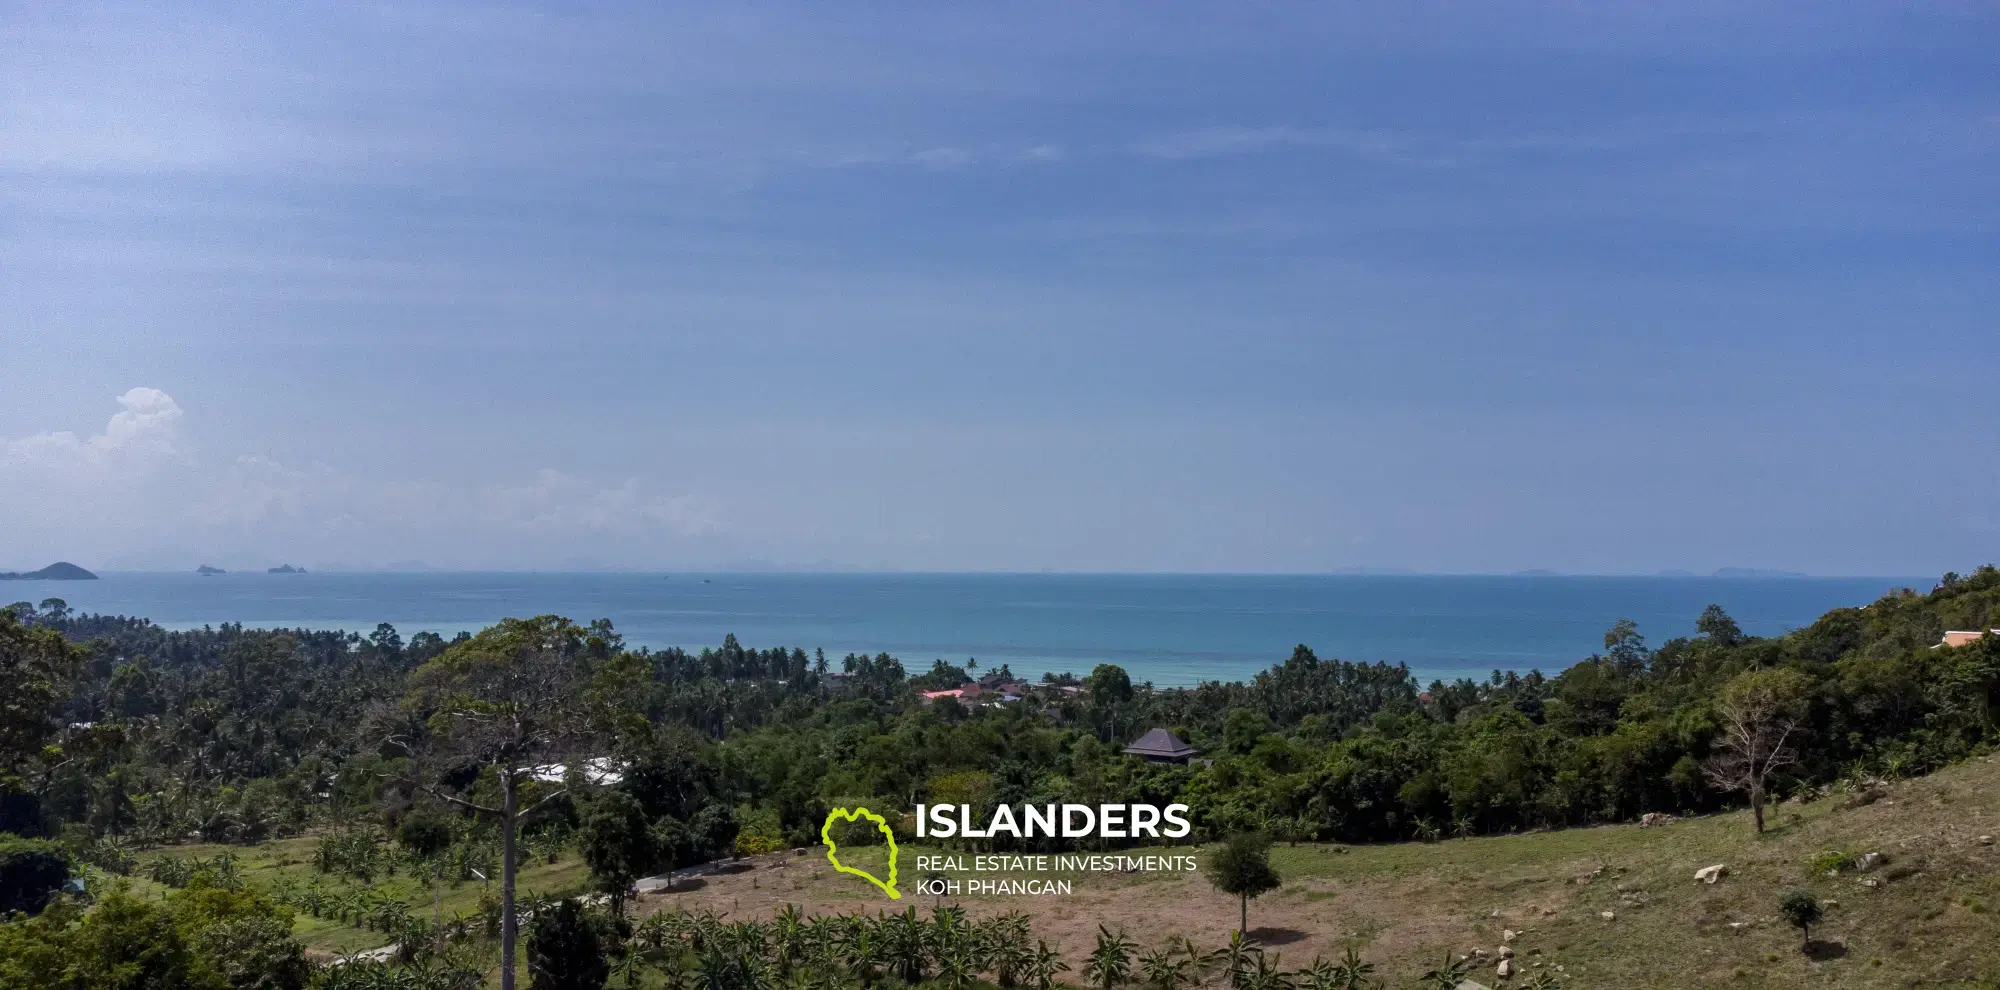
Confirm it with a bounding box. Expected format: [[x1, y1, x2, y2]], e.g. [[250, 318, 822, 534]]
[[0, 833, 69, 916], [397, 810, 453, 929], [1087, 664, 1134, 738], [690, 804, 739, 862], [649, 815, 690, 884], [1223, 708, 1270, 755], [528, 899, 610, 990], [1205, 833, 1281, 935], [0, 882, 307, 990], [0, 608, 83, 786], [619, 728, 714, 822], [60, 891, 212, 989], [1603, 619, 1648, 675], [196, 913, 310, 990], [1698, 604, 1745, 648], [580, 791, 655, 915], [397, 615, 641, 990], [1778, 890, 1824, 951]]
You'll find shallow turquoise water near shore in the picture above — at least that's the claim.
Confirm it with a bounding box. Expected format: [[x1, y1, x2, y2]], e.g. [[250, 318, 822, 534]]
[[7, 572, 1920, 686]]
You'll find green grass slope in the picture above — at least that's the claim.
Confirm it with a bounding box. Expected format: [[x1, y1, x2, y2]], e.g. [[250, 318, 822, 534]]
[[658, 756, 2000, 988]]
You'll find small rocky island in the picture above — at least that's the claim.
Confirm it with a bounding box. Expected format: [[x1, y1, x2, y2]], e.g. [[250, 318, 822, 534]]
[[0, 561, 98, 580], [197, 565, 226, 575], [267, 564, 307, 574]]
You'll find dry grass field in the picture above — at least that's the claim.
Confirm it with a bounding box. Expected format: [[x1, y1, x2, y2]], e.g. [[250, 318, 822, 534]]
[[644, 756, 2000, 988], [112, 754, 2000, 985]]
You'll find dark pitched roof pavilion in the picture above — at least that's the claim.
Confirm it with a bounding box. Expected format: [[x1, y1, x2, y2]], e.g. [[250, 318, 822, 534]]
[[1123, 727, 1199, 761]]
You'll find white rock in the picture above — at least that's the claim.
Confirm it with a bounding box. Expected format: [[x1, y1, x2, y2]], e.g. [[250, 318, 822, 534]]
[[1502, 929, 1518, 942], [1498, 945, 1515, 959], [1694, 864, 1726, 884], [1979, 835, 1994, 846], [1599, 910, 1616, 921], [1496, 959, 1513, 978], [1855, 852, 1886, 871], [1858, 878, 1880, 888]]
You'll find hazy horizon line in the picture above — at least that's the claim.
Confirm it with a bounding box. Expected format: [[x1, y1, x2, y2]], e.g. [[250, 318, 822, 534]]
[[52, 566, 1947, 581]]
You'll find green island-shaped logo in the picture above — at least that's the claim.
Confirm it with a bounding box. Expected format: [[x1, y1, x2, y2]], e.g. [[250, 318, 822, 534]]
[[821, 807, 901, 899]]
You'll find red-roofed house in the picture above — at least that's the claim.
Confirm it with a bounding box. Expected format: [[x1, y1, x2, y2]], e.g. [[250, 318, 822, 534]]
[[1938, 629, 1999, 649]]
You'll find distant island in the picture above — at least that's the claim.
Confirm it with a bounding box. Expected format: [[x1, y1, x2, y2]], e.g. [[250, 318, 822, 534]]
[[197, 565, 226, 575], [0, 561, 98, 580], [267, 564, 307, 574]]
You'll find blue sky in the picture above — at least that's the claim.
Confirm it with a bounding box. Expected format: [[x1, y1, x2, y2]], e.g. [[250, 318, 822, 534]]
[[2, 2, 1995, 574]]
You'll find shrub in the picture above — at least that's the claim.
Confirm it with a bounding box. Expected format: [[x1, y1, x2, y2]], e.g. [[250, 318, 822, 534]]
[[0, 832, 71, 916], [527, 899, 608, 990], [1778, 890, 1823, 950]]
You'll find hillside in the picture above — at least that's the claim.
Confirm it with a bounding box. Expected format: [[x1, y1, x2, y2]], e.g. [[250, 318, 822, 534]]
[[649, 755, 2000, 988]]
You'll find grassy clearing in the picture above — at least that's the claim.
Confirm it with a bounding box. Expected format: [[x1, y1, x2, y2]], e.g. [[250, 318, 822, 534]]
[[652, 756, 2000, 988], [111, 755, 2000, 984], [122, 834, 591, 956]]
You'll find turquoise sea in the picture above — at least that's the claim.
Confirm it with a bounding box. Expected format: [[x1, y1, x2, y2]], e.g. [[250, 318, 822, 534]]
[[6, 572, 1921, 686]]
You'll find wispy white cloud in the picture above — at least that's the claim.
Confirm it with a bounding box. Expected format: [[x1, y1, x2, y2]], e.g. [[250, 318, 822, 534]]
[[1129, 125, 1403, 162], [0, 389, 724, 570]]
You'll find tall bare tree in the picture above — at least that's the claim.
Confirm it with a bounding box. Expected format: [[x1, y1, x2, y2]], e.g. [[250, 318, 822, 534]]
[[1704, 667, 1813, 832], [388, 615, 642, 990]]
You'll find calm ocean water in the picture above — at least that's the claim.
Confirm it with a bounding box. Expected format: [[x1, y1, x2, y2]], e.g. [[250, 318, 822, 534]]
[[6, 572, 1920, 686]]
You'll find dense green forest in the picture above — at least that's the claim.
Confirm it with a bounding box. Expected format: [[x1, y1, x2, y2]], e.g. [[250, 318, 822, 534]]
[[8, 568, 1999, 851], [2, 567, 1998, 988]]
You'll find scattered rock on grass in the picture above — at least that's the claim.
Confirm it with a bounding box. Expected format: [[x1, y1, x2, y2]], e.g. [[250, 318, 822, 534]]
[[1695, 864, 1726, 884], [1600, 910, 1616, 921]]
